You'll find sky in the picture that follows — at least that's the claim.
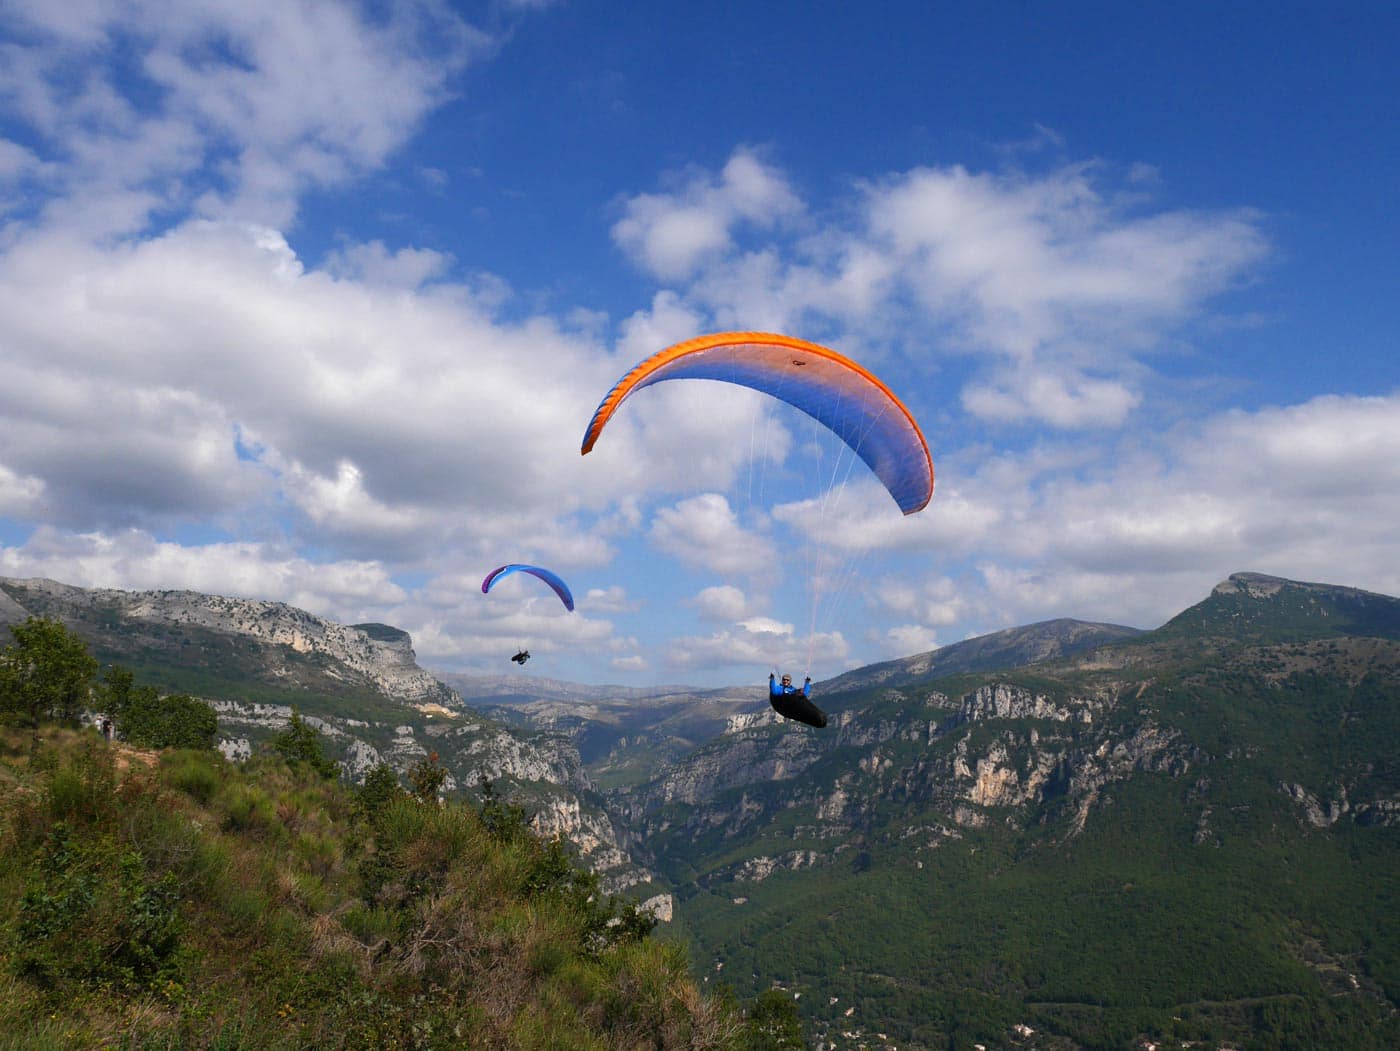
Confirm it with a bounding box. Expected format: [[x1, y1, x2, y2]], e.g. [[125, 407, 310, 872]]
[[1, 0, 1398, 687]]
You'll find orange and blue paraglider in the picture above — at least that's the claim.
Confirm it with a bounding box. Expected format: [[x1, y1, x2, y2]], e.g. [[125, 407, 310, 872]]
[[580, 332, 933, 514], [481, 564, 575, 612]]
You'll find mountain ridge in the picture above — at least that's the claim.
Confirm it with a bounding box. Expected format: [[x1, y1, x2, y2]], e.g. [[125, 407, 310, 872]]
[[6, 569, 1399, 1046]]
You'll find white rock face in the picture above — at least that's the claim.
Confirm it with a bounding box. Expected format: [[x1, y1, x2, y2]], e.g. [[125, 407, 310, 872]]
[[0, 577, 459, 708], [955, 683, 1095, 725]]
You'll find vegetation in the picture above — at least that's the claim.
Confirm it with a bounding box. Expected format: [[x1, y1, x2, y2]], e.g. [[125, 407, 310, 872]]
[[655, 603, 1400, 1048], [0, 622, 803, 1048], [0, 616, 99, 735]]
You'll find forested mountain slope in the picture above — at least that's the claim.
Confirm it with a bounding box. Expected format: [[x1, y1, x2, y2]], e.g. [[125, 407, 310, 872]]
[[597, 573, 1400, 1048]]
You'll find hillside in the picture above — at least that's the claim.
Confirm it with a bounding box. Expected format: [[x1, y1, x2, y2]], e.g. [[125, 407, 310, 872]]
[[0, 576, 663, 907], [8, 570, 1400, 1047], [589, 573, 1400, 1048], [0, 726, 771, 1049], [0, 576, 458, 715], [817, 617, 1145, 693]]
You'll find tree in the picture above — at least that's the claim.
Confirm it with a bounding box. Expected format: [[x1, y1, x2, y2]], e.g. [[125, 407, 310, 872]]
[[0, 617, 98, 734], [272, 711, 340, 779], [407, 751, 447, 803], [355, 762, 404, 820], [119, 691, 218, 750], [745, 989, 806, 1049]]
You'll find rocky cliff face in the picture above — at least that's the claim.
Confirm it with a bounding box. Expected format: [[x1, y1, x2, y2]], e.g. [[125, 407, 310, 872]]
[[607, 676, 1209, 888], [0, 576, 663, 909], [0, 576, 458, 708]]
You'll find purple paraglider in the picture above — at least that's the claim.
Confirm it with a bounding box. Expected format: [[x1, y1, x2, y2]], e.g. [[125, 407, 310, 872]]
[[481, 564, 575, 612]]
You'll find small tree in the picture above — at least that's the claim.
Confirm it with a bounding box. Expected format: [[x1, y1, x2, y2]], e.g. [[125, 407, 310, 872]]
[[98, 664, 139, 718], [355, 762, 404, 820], [745, 989, 806, 1049], [272, 711, 340, 779], [0, 617, 98, 736], [407, 751, 447, 804]]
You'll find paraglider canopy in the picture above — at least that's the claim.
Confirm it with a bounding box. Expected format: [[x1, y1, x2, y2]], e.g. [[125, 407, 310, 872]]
[[481, 564, 576, 612], [581, 331, 934, 515]]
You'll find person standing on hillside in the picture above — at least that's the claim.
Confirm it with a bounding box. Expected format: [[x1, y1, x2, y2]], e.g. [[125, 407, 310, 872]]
[[768, 673, 827, 728]]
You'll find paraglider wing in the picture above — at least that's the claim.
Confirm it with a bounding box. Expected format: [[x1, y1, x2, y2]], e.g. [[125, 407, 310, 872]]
[[481, 564, 576, 612], [581, 332, 934, 515]]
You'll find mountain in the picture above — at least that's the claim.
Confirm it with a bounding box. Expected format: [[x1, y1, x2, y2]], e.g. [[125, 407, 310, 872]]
[[0, 576, 663, 907], [0, 576, 457, 712], [8, 570, 1399, 1047], [449, 573, 1399, 1048], [570, 573, 1400, 1048], [817, 616, 1144, 693], [1157, 570, 1400, 643]]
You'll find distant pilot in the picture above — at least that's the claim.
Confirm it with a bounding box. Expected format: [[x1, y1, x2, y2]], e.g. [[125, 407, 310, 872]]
[[511, 650, 530, 665], [768, 672, 827, 728]]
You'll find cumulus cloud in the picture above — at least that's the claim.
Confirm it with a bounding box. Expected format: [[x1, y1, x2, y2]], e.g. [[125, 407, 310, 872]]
[[961, 365, 1142, 429], [862, 164, 1267, 358], [663, 622, 847, 674], [648, 493, 777, 577], [881, 623, 943, 656], [0, 0, 487, 232], [0, 220, 629, 559], [612, 148, 803, 280], [0, 525, 404, 615], [913, 390, 1400, 638], [622, 155, 1268, 434], [690, 584, 751, 622]]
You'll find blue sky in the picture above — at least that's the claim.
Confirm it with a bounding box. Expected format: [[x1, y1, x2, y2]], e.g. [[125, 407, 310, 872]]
[[1, 0, 1398, 686]]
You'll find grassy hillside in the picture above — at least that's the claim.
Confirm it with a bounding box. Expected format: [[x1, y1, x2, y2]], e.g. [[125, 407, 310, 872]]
[[0, 726, 789, 1049]]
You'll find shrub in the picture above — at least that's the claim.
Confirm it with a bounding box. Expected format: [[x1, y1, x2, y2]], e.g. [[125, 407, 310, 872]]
[[14, 825, 183, 991], [272, 711, 340, 780], [220, 783, 276, 834], [0, 617, 98, 731], [42, 739, 116, 825], [162, 749, 223, 804], [354, 762, 404, 822]]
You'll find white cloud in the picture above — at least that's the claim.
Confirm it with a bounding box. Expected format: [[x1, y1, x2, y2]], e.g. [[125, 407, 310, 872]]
[[0, 463, 46, 518], [0, 526, 404, 615], [322, 240, 453, 289], [863, 164, 1266, 356], [0, 0, 487, 232], [882, 623, 942, 656], [612, 148, 803, 280], [662, 622, 846, 675], [582, 585, 636, 614], [772, 481, 1001, 555], [691, 584, 750, 622], [0, 220, 619, 564], [623, 156, 1267, 436], [889, 390, 1400, 639], [649, 493, 777, 577], [961, 366, 1142, 428]]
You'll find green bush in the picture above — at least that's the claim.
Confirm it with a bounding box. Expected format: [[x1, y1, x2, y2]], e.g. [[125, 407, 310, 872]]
[[219, 783, 275, 834], [0, 618, 97, 732], [271, 711, 340, 780], [42, 739, 116, 825], [14, 825, 183, 992], [162, 749, 223, 804]]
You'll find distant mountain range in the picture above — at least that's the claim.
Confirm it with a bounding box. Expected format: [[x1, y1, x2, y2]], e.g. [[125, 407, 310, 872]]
[[5, 570, 1399, 1048]]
